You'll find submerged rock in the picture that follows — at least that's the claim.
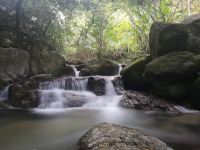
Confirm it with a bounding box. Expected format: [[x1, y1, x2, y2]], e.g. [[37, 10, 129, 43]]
[[78, 123, 173, 150], [121, 56, 151, 90], [120, 91, 179, 113]]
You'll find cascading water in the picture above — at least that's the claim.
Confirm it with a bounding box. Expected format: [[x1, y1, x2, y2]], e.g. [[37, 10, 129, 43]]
[[70, 65, 80, 77], [118, 64, 122, 75], [0, 85, 9, 101], [38, 65, 123, 109]]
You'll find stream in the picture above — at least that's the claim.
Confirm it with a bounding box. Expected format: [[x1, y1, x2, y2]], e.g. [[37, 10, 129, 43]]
[[0, 65, 200, 150]]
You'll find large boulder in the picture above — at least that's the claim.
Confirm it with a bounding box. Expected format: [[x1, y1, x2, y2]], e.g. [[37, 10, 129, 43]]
[[182, 14, 200, 38], [112, 76, 124, 95], [78, 123, 173, 150], [0, 47, 30, 88], [150, 15, 200, 58], [9, 81, 40, 108], [80, 59, 119, 76], [182, 14, 200, 54], [144, 51, 200, 100], [65, 65, 76, 76], [120, 91, 179, 113], [97, 59, 119, 76], [121, 56, 151, 90], [30, 51, 67, 77], [8, 74, 54, 108], [190, 77, 200, 110], [149, 22, 189, 58], [87, 77, 106, 96]]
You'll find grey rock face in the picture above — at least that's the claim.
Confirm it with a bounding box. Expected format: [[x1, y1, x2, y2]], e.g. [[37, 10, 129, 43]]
[[0, 47, 30, 87], [78, 123, 174, 150], [120, 91, 179, 113]]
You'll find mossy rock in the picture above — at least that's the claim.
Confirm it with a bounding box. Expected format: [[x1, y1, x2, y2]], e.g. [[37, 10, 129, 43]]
[[144, 51, 200, 101], [121, 56, 151, 90], [145, 51, 200, 83], [149, 22, 189, 58], [97, 59, 119, 75], [30, 51, 67, 77], [80, 59, 119, 76]]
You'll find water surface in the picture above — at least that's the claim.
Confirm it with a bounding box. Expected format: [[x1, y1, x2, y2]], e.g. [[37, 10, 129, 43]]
[[0, 108, 199, 150]]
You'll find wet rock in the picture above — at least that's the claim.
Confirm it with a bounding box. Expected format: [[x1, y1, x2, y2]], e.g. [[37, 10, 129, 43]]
[[62, 92, 89, 107], [112, 76, 124, 95], [87, 77, 105, 96], [0, 47, 30, 88], [76, 64, 87, 71], [79, 68, 92, 76], [80, 59, 119, 76], [182, 14, 200, 54], [190, 77, 200, 110], [9, 82, 40, 108], [120, 91, 179, 113], [97, 59, 119, 76], [78, 123, 174, 150], [0, 101, 10, 108], [30, 51, 67, 77], [144, 51, 200, 100], [30, 74, 53, 81], [121, 56, 151, 90], [149, 22, 188, 58], [65, 65, 76, 76]]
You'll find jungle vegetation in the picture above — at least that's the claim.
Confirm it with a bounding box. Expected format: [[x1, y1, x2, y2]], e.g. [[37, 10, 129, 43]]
[[1, 0, 200, 63]]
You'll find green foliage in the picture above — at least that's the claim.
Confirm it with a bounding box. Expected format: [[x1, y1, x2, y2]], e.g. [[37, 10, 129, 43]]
[[2, 0, 199, 61]]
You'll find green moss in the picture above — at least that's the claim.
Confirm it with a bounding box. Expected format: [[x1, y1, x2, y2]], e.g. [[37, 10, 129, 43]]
[[121, 56, 151, 90]]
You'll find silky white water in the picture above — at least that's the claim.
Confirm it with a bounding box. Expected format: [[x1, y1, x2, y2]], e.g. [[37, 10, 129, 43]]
[[70, 65, 80, 77], [0, 85, 9, 101], [38, 76, 122, 109], [118, 64, 122, 75], [38, 64, 123, 109]]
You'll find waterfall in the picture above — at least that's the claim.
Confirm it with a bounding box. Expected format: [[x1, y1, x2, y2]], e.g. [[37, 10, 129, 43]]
[[117, 64, 122, 76], [0, 85, 9, 101], [70, 65, 80, 77], [39, 78, 66, 90], [105, 77, 116, 96], [38, 65, 123, 109], [65, 78, 88, 91]]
